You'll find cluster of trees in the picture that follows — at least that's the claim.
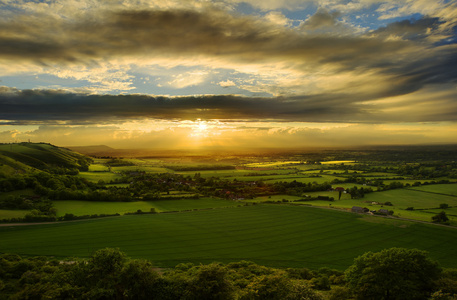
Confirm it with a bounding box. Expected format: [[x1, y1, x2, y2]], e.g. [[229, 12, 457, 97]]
[[432, 211, 450, 225], [0, 196, 57, 223], [347, 186, 374, 199], [0, 248, 455, 300], [271, 181, 332, 196], [105, 158, 135, 167], [0, 172, 94, 194], [397, 164, 457, 179], [165, 165, 236, 171]]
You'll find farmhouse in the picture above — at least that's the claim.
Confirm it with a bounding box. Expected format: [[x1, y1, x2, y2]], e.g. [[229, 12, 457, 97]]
[[351, 206, 368, 213], [335, 187, 345, 192], [378, 209, 390, 215]]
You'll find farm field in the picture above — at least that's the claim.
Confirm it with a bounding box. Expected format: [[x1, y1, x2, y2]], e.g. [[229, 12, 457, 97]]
[[52, 197, 239, 216], [408, 184, 457, 196], [297, 188, 457, 224], [0, 209, 29, 219], [147, 197, 239, 211], [263, 175, 341, 184], [52, 201, 156, 216], [1, 204, 456, 270], [362, 188, 457, 209], [111, 165, 171, 173], [248, 194, 304, 202], [78, 171, 119, 182]]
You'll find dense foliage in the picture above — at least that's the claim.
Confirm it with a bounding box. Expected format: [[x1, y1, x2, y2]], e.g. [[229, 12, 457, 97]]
[[0, 248, 455, 300]]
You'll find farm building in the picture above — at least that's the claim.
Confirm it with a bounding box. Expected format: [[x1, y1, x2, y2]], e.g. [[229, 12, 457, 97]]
[[351, 206, 368, 213], [378, 209, 390, 215]]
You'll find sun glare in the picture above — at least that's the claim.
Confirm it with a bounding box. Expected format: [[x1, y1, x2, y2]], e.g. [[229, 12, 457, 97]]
[[197, 121, 208, 132], [190, 119, 210, 138]]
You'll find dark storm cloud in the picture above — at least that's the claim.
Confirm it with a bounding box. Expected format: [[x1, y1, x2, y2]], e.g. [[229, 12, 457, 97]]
[[0, 87, 353, 123], [1, 85, 457, 124]]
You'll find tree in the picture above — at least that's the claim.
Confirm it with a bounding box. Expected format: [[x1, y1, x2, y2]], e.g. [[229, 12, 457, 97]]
[[440, 203, 449, 209], [70, 248, 127, 299], [185, 263, 234, 300], [345, 248, 442, 300], [432, 211, 450, 224], [119, 259, 163, 299]]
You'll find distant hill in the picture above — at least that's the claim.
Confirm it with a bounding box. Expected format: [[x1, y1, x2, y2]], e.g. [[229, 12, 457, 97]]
[[0, 143, 92, 174], [67, 145, 116, 157]]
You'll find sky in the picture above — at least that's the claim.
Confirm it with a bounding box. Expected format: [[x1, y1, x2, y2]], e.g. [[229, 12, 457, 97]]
[[0, 0, 456, 150]]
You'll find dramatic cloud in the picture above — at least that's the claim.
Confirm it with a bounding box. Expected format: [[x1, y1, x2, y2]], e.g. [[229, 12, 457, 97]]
[[2, 85, 457, 125], [0, 0, 456, 148]]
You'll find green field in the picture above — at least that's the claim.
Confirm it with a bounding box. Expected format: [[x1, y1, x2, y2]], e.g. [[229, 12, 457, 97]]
[[52, 197, 239, 216], [363, 188, 457, 209], [0, 209, 30, 219], [1, 205, 456, 270], [249, 194, 304, 202], [262, 175, 341, 184], [78, 171, 119, 182], [53, 201, 157, 216], [178, 168, 294, 179], [111, 165, 171, 173], [296, 188, 457, 224], [409, 184, 457, 196]]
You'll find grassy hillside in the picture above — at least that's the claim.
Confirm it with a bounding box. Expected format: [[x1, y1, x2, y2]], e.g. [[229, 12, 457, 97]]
[[1, 204, 456, 270], [0, 143, 92, 173]]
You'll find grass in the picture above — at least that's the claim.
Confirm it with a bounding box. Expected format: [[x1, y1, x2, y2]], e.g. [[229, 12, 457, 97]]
[[52, 197, 238, 216], [296, 188, 457, 224], [111, 166, 170, 173], [88, 164, 109, 172], [320, 160, 355, 165], [148, 197, 239, 212], [1, 204, 456, 270], [78, 171, 119, 182], [244, 161, 302, 168], [408, 184, 457, 196], [0, 209, 30, 219], [249, 195, 304, 202], [53, 201, 157, 216], [177, 169, 294, 179], [0, 143, 88, 171], [263, 175, 341, 184], [363, 189, 457, 209]]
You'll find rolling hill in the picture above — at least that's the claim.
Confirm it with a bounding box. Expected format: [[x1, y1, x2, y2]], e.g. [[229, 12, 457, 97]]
[[0, 142, 92, 174]]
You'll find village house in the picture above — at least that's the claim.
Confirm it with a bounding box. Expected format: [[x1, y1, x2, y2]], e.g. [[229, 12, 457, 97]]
[[351, 206, 369, 213], [378, 209, 390, 215]]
